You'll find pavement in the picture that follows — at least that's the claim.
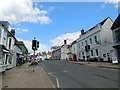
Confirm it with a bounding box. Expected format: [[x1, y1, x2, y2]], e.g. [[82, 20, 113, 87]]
[[2, 62, 55, 89], [68, 61, 120, 69]]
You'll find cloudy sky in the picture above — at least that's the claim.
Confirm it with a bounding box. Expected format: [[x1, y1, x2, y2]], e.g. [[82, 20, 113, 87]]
[[0, 0, 119, 53]]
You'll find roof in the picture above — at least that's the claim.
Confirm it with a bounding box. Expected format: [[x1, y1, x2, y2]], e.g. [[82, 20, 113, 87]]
[[0, 21, 18, 43], [71, 40, 77, 46], [111, 14, 120, 30], [0, 21, 9, 30], [89, 17, 110, 31]]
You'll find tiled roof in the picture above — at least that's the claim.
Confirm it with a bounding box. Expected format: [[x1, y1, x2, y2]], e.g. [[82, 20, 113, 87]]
[[89, 17, 109, 31]]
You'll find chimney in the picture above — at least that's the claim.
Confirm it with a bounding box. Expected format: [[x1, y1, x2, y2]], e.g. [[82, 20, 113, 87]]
[[81, 29, 85, 35], [64, 40, 67, 45], [1, 21, 9, 29], [11, 29, 15, 36]]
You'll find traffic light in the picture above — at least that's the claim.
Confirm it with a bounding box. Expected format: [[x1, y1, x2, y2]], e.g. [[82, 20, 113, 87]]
[[32, 39, 37, 50], [85, 46, 87, 52], [88, 45, 90, 51], [37, 41, 39, 48], [85, 45, 90, 52]]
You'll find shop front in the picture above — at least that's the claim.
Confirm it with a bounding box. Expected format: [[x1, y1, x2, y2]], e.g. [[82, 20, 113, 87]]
[[0, 45, 9, 72]]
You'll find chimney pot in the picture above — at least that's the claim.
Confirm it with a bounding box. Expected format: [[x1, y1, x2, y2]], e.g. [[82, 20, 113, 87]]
[[11, 29, 15, 36], [81, 29, 85, 35], [64, 40, 67, 45]]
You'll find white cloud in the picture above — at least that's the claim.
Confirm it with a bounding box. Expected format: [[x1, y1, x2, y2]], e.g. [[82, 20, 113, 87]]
[[50, 31, 81, 46], [32, 0, 119, 2], [106, 0, 119, 3], [17, 38, 50, 53], [16, 28, 29, 33], [105, 0, 120, 8], [0, 0, 51, 24], [22, 29, 29, 33]]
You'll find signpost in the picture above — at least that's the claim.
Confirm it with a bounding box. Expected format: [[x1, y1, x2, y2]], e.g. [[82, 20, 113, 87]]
[[32, 38, 39, 72]]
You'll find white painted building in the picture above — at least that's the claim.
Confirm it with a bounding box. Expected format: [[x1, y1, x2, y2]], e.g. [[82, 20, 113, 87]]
[[70, 40, 78, 61], [76, 17, 116, 62], [111, 14, 120, 63], [61, 40, 70, 60], [0, 21, 22, 72], [0, 21, 9, 72], [6, 29, 18, 69]]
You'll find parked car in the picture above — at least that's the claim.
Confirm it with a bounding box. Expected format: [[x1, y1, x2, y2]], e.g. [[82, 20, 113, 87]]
[[36, 56, 45, 62]]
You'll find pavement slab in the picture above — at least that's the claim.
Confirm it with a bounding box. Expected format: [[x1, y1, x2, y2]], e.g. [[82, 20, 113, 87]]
[[2, 63, 55, 89], [68, 61, 120, 69]]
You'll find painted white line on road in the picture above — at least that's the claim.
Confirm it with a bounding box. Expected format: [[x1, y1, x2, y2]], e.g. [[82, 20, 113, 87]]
[[48, 72, 60, 88], [56, 77, 60, 88], [62, 70, 68, 73]]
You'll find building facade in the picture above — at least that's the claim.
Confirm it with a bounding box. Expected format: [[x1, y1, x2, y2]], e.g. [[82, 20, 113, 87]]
[[70, 40, 78, 61], [52, 47, 61, 60], [6, 29, 18, 69], [16, 41, 28, 63], [0, 21, 28, 72], [61, 40, 70, 60], [111, 14, 120, 63], [76, 17, 115, 62], [0, 21, 10, 72]]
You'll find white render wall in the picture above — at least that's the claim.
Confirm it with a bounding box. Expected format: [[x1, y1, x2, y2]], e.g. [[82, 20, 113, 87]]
[[7, 37, 15, 50], [0, 25, 8, 72], [76, 18, 115, 61], [101, 18, 114, 44], [7, 37, 17, 69], [77, 30, 101, 60], [0, 27, 7, 46], [61, 45, 69, 60], [71, 43, 78, 60]]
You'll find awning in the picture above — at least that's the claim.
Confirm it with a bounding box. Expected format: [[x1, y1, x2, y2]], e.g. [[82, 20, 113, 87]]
[[2, 49, 9, 53], [0, 44, 9, 54]]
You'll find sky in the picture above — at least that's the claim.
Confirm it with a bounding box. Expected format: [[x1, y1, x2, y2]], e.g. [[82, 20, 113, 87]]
[[0, 0, 119, 53]]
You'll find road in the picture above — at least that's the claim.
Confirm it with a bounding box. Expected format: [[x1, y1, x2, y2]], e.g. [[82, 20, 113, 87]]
[[41, 60, 118, 88]]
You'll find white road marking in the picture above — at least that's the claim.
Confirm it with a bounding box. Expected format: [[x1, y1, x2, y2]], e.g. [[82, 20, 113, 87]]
[[48, 72, 60, 88], [62, 70, 68, 73]]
